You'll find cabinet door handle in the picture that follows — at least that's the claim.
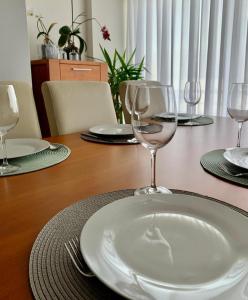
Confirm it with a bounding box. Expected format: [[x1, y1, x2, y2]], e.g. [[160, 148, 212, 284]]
[[72, 68, 93, 71]]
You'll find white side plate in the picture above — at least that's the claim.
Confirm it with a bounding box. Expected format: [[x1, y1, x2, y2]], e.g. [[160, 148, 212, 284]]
[[223, 148, 248, 169], [0, 138, 50, 159], [89, 124, 133, 136], [80, 194, 248, 300]]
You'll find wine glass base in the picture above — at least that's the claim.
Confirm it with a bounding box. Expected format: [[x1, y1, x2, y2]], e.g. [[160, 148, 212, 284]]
[[134, 186, 172, 195], [0, 164, 19, 175]]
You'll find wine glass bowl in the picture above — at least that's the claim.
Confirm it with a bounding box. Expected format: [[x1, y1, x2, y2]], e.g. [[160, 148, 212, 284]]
[[184, 81, 201, 125], [227, 83, 248, 147], [132, 85, 177, 195], [0, 85, 19, 174], [124, 81, 161, 122]]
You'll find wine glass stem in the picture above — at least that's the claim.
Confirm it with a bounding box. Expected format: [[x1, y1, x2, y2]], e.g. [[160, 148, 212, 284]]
[[0, 135, 8, 167], [237, 122, 243, 147], [190, 105, 194, 123], [150, 149, 157, 189]]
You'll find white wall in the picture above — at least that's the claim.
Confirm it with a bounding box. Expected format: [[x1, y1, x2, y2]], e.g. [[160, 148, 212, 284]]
[[87, 0, 125, 59], [26, 0, 86, 60], [0, 0, 31, 82]]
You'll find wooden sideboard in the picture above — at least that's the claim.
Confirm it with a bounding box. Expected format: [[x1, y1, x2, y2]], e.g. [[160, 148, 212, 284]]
[[31, 59, 108, 137]]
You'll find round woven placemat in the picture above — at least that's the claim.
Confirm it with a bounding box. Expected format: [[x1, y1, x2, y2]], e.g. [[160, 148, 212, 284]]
[[29, 189, 248, 300], [201, 149, 248, 187], [2, 144, 71, 177], [178, 116, 213, 126]]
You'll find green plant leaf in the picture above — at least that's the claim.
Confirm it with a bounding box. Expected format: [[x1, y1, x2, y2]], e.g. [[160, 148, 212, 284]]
[[47, 22, 57, 34], [121, 49, 126, 61], [112, 50, 117, 69], [116, 51, 128, 70], [137, 57, 145, 73], [59, 26, 71, 35], [37, 31, 46, 39], [58, 34, 68, 47], [100, 45, 114, 74], [127, 48, 136, 66], [74, 34, 87, 54], [144, 66, 150, 73]]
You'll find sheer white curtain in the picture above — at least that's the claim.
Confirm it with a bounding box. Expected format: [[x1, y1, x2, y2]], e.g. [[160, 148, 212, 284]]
[[126, 0, 248, 116]]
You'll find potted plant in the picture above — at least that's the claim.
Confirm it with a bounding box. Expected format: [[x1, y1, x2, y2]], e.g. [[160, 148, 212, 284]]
[[36, 17, 58, 59], [58, 0, 110, 59], [100, 46, 145, 123]]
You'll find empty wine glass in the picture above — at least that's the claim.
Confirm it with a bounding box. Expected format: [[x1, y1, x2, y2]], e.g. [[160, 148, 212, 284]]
[[0, 85, 19, 174], [184, 81, 201, 125], [131, 85, 177, 195], [227, 83, 248, 147]]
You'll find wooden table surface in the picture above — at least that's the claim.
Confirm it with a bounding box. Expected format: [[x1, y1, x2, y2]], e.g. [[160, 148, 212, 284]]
[[1, 116, 248, 299]]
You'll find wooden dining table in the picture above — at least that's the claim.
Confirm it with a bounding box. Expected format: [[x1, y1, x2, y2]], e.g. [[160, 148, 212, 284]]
[[1, 116, 248, 299]]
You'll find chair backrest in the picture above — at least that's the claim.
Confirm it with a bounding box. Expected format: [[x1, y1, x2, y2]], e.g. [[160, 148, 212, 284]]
[[0, 81, 41, 138], [119, 80, 161, 123], [42, 81, 117, 136]]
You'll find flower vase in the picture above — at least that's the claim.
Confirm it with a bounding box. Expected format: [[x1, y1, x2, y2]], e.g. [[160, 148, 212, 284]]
[[41, 43, 58, 59]]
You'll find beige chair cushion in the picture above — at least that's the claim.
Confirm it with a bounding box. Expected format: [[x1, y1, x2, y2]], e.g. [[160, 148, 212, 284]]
[[119, 80, 161, 123], [42, 81, 117, 136], [0, 81, 41, 138]]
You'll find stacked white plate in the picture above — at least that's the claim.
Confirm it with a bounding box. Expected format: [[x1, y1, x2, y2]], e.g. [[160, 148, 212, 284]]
[[156, 113, 201, 122], [89, 124, 133, 136], [80, 194, 248, 299], [223, 148, 248, 169]]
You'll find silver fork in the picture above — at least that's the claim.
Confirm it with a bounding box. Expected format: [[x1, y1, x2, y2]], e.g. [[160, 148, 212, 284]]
[[218, 163, 248, 177], [64, 236, 94, 277]]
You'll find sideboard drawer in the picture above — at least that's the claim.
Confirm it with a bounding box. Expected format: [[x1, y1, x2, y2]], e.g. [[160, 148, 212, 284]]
[[60, 64, 101, 81]]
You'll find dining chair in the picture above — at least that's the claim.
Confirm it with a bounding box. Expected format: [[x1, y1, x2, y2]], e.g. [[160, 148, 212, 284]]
[[41, 81, 117, 136], [0, 81, 41, 138], [119, 80, 161, 124]]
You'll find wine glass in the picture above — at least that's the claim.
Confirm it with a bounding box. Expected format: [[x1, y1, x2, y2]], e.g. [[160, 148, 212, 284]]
[[0, 85, 19, 174], [131, 85, 177, 195], [227, 83, 248, 147], [184, 81, 201, 125]]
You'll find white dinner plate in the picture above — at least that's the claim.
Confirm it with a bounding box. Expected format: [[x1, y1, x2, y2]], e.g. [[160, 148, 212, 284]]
[[223, 148, 248, 169], [177, 113, 200, 121], [80, 194, 248, 300], [0, 138, 50, 159], [156, 113, 200, 121], [89, 124, 133, 136]]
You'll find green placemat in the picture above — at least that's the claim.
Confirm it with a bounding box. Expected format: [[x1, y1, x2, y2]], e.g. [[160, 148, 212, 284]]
[[200, 149, 248, 187], [1, 144, 71, 177], [178, 116, 213, 126]]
